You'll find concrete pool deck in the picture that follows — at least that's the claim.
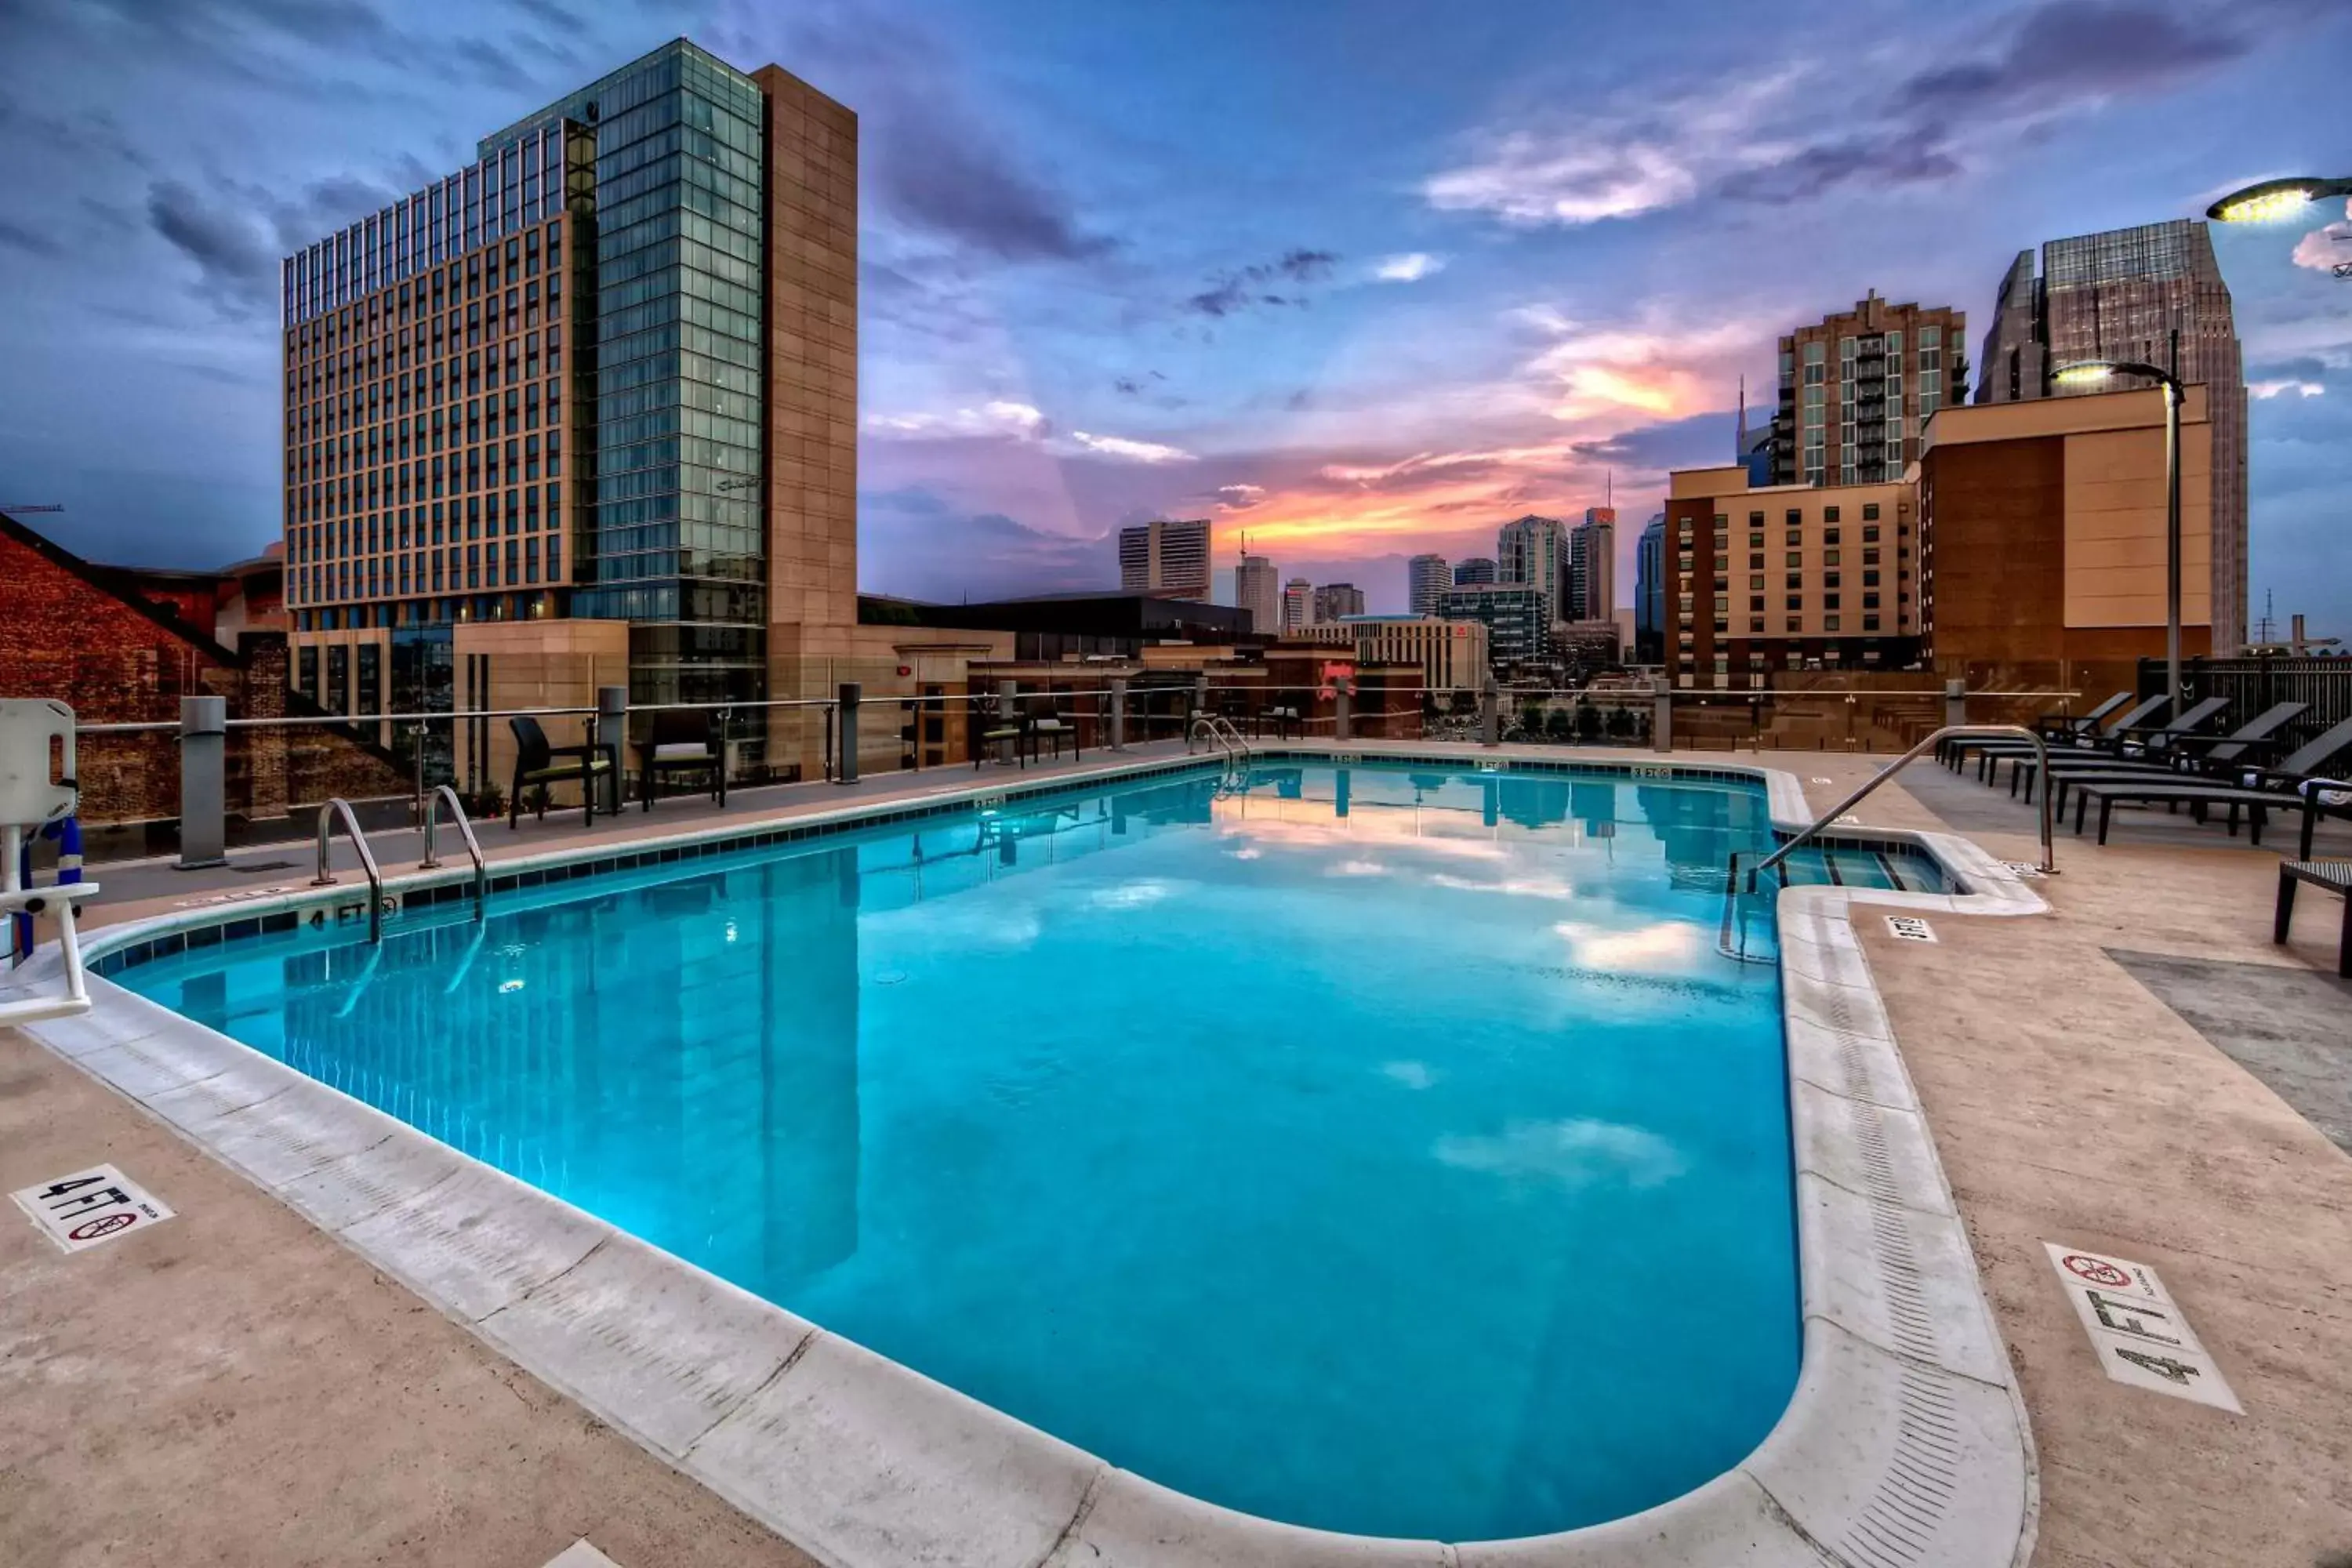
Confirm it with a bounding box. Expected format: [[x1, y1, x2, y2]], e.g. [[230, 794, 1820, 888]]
[[4, 742, 2348, 1566]]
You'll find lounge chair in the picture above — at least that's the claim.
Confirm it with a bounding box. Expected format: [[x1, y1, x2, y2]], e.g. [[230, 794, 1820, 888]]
[[637, 707, 727, 812], [2017, 701, 2307, 808], [2070, 715, 2352, 846], [1959, 694, 2172, 780], [2274, 858, 2352, 978], [1936, 691, 2129, 768], [1984, 695, 2228, 793], [508, 713, 615, 829]]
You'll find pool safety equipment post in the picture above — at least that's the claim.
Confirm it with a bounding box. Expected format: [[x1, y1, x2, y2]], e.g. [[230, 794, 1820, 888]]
[[1334, 676, 1353, 742], [1480, 677, 1501, 747], [1944, 679, 1967, 731], [596, 685, 628, 815], [1109, 677, 1127, 751], [176, 695, 228, 870], [837, 683, 862, 785], [1650, 675, 1673, 753]]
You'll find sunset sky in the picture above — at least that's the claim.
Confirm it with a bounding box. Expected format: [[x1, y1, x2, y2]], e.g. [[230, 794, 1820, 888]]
[[2, 0, 2347, 626]]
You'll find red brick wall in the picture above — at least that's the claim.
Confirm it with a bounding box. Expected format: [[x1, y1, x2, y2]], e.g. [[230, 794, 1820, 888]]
[[0, 530, 405, 827]]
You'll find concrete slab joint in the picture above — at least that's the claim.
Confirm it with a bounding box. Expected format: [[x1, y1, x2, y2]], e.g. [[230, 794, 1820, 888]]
[[17, 742, 2040, 1568]]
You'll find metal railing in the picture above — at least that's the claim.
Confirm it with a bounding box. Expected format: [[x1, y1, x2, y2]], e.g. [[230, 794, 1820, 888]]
[[1744, 724, 2056, 891], [1188, 713, 1251, 761], [312, 797, 387, 942], [419, 784, 486, 921]]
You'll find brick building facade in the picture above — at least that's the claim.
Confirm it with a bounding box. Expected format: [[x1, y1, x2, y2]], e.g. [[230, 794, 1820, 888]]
[[1, 510, 406, 844]]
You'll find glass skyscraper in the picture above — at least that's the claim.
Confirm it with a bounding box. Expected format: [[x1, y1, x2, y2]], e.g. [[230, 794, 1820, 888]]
[[279, 39, 862, 782]]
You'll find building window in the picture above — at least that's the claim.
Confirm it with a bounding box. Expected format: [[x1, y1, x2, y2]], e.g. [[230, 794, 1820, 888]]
[[1785, 595, 1802, 610], [1825, 615, 1841, 632], [1749, 574, 1765, 590], [1862, 503, 1880, 521], [1864, 615, 1881, 631], [1784, 617, 1802, 633], [1749, 618, 1765, 633], [1824, 550, 1841, 566]]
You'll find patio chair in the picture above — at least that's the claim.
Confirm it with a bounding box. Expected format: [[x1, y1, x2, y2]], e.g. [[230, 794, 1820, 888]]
[[2274, 858, 2352, 978], [975, 712, 1026, 770], [2069, 714, 2352, 847], [508, 713, 615, 830], [1029, 713, 1079, 763], [2032, 702, 2308, 811], [637, 708, 727, 812]]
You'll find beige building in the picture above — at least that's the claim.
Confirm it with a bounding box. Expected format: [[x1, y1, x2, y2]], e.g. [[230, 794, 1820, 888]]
[[1348, 616, 1490, 692], [1918, 384, 2213, 692], [1664, 469, 1918, 688]]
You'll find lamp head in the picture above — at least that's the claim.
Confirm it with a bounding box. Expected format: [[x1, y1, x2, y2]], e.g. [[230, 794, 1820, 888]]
[[2053, 363, 2116, 388], [2207, 178, 2322, 224]]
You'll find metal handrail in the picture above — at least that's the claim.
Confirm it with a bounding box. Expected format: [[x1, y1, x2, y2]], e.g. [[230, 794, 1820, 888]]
[[311, 797, 387, 942], [1746, 724, 2056, 892], [419, 784, 487, 920], [1188, 714, 1247, 760]]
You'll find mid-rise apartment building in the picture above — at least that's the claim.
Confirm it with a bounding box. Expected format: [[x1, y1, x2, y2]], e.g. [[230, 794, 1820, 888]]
[[1663, 468, 1918, 687], [279, 38, 858, 775], [1973, 220, 2246, 652], [1406, 553, 1450, 617], [1345, 615, 1490, 693], [1771, 291, 1966, 488], [1118, 517, 1212, 600]]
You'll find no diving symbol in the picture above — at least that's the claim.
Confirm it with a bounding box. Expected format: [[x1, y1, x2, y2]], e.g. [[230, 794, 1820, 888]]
[[67, 1213, 137, 1243], [2063, 1254, 2133, 1289]]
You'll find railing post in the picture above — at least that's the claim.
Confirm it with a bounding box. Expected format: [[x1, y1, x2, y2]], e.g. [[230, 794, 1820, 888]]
[[1109, 677, 1128, 751], [176, 695, 228, 871], [836, 681, 861, 785], [596, 684, 627, 815], [1479, 677, 1501, 747], [997, 680, 1018, 765], [1944, 678, 1966, 732], [1334, 677, 1353, 742], [1650, 675, 1673, 753]]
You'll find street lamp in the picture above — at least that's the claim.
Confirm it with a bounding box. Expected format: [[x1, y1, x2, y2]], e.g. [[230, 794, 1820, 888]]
[[2053, 352, 2186, 709], [2205, 176, 2352, 224]]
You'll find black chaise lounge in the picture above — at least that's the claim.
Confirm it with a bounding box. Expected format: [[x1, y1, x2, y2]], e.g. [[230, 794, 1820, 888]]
[[1984, 695, 2230, 793], [2034, 702, 2308, 813], [2013, 700, 2305, 804], [1958, 694, 2172, 780], [2070, 715, 2352, 846], [507, 714, 615, 829], [1936, 691, 2129, 769], [2274, 858, 2352, 978]]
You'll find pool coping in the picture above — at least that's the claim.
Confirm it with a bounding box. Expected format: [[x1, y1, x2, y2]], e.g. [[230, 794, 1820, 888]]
[[5, 742, 2041, 1568]]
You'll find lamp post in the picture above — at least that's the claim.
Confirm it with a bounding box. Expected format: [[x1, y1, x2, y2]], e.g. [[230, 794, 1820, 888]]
[[2053, 352, 2186, 710], [2205, 176, 2352, 224]]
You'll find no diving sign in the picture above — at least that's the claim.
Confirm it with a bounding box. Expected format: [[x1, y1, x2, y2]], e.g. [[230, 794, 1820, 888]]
[[13, 1164, 175, 1253], [2043, 1243, 2240, 1412]]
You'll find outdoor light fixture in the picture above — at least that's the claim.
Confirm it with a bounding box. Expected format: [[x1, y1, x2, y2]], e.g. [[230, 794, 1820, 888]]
[[2205, 176, 2352, 223], [2053, 350, 2187, 710]]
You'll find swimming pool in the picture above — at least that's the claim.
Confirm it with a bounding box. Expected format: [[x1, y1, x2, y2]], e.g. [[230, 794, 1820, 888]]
[[116, 760, 1926, 1541]]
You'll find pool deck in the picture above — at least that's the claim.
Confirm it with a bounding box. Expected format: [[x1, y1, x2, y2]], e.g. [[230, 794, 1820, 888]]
[[4, 741, 2348, 1566]]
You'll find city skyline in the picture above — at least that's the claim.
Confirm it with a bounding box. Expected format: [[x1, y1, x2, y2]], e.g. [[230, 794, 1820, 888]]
[[0, 0, 2348, 628]]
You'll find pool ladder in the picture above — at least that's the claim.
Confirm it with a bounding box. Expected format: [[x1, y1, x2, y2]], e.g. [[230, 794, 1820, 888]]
[[313, 789, 488, 946], [1189, 713, 1252, 761]]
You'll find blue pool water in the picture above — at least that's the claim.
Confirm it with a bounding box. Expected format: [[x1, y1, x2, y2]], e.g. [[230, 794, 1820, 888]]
[[119, 761, 1889, 1541]]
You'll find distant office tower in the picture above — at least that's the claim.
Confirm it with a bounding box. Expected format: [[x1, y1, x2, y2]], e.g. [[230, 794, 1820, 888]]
[[1495, 514, 1566, 613], [1281, 577, 1311, 633], [1569, 507, 1616, 622], [1773, 290, 1967, 488], [278, 38, 859, 779], [1635, 514, 1666, 663], [1973, 220, 2247, 652], [1117, 517, 1212, 600], [1453, 556, 1497, 586], [1311, 582, 1366, 622], [1406, 553, 1450, 617], [1439, 584, 1552, 670], [1236, 554, 1279, 633]]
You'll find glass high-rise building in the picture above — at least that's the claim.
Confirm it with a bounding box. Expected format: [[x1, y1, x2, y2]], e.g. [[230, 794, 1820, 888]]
[[1406, 553, 1450, 618], [1634, 513, 1666, 663], [278, 39, 858, 778], [1974, 220, 2247, 651]]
